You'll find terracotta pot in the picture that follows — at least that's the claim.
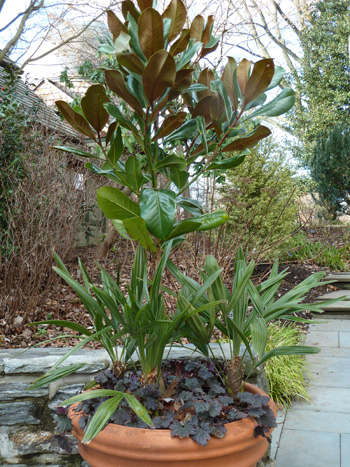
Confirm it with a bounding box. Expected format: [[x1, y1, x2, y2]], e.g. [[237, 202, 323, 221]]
[[69, 383, 276, 467]]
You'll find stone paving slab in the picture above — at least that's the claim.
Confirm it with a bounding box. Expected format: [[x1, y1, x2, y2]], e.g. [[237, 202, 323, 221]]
[[307, 370, 350, 388], [308, 356, 350, 372], [309, 320, 350, 331], [283, 409, 350, 433], [317, 346, 350, 357], [290, 386, 350, 413], [317, 301, 350, 311], [341, 433, 350, 466], [317, 290, 350, 301], [276, 430, 340, 467], [270, 410, 286, 460], [339, 332, 350, 348], [304, 331, 339, 347]]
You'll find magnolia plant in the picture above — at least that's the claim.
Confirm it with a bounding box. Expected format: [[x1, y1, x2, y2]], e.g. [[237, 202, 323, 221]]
[[28, 0, 332, 445]]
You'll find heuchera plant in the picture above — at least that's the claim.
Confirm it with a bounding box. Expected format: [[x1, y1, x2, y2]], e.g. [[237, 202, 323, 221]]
[[28, 0, 330, 446]]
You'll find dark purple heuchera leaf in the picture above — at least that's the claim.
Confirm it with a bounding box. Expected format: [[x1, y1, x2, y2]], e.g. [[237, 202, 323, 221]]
[[254, 407, 277, 428], [55, 414, 73, 433], [194, 401, 210, 414], [248, 407, 266, 418], [153, 412, 175, 429], [237, 392, 270, 408], [209, 399, 222, 417], [177, 390, 193, 400], [78, 415, 88, 430], [198, 365, 215, 380], [55, 434, 73, 455], [111, 408, 131, 425], [191, 422, 212, 446], [254, 425, 272, 442], [208, 383, 226, 396], [219, 396, 234, 406], [228, 409, 248, 421], [170, 420, 196, 438], [184, 377, 201, 390]]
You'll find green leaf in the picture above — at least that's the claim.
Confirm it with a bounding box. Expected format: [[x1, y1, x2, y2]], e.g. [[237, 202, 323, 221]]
[[127, 75, 147, 107], [124, 393, 154, 427], [111, 219, 133, 240], [28, 364, 86, 390], [53, 146, 101, 160], [250, 318, 268, 359], [140, 188, 176, 240], [243, 59, 274, 106], [221, 126, 271, 152], [165, 219, 202, 240], [196, 116, 208, 154], [169, 167, 189, 189], [85, 162, 124, 185], [163, 119, 197, 144], [29, 320, 92, 336], [191, 211, 229, 231], [125, 156, 144, 191], [105, 69, 143, 116], [176, 196, 203, 215], [104, 103, 144, 147], [176, 39, 202, 70], [114, 31, 131, 54], [107, 126, 123, 168], [138, 8, 164, 59], [207, 150, 248, 170], [60, 389, 124, 407], [97, 186, 140, 220], [82, 394, 124, 443], [210, 80, 232, 124], [127, 13, 147, 61], [142, 50, 176, 103], [123, 217, 157, 252], [162, 0, 187, 42], [56, 100, 96, 140], [256, 345, 320, 367], [266, 66, 285, 91], [81, 85, 110, 133], [156, 154, 187, 170], [246, 88, 296, 120]]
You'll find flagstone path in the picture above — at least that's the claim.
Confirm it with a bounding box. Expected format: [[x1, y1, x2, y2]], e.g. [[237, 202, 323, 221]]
[[273, 318, 350, 467]]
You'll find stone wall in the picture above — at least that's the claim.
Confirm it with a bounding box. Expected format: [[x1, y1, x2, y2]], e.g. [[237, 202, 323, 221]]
[[0, 345, 268, 466]]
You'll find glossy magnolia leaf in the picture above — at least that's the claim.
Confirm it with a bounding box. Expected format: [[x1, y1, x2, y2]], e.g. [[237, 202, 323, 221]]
[[107, 127, 123, 168], [53, 146, 101, 160], [243, 59, 274, 106], [127, 75, 147, 107], [104, 103, 143, 147], [152, 112, 187, 140], [191, 142, 216, 157], [156, 154, 187, 170], [266, 66, 285, 91], [176, 196, 203, 215], [176, 39, 201, 71], [192, 211, 229, 231], [105, 70, 143, 116], [170, 29, 190, 56], [125, 156, 144, 192], [201, 15, 214, 46], [221, 57, 238, 112], [105, 121, 117, 145], [245, 93, 267, 111], [250, 318, 268, 359], [192, 96, 212, 124], [140, 188, 176, 240], [107, 10, 128, 40], [123, 217, 157, 252], [55, 100, 96, 140], [142, 50, 176, 102], [221, 126, 271, 152], [121, 0, 140, 21], [210, 80, 232, 124], [127, 13, 147, 61], [137, 0, 153, 11], [97, 186, 140, 220], [162, 0, 187, 42], [190, 15, 204, 42], [138, 8, 164, 59], [112, 219, 133, 240], [237, 59, 252, 95], [210, 93, 225, 137], [166, 219, 202, 240], [85, 162, 123, 185], [246, 88, 296, 119], [197, 68, 215, 101], [167, 68, 193, 100], [200, 36, 219, 59], [169, 167, 189, 189], [163, 119, 197, 144], [114, 32, 131, 54], [117, 53, 145, 75], [196, 116, 208, 154], [207, 150, 249, 170]]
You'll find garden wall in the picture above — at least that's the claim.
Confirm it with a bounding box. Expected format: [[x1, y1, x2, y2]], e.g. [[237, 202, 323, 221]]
[[0, 346, 268, 466]]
